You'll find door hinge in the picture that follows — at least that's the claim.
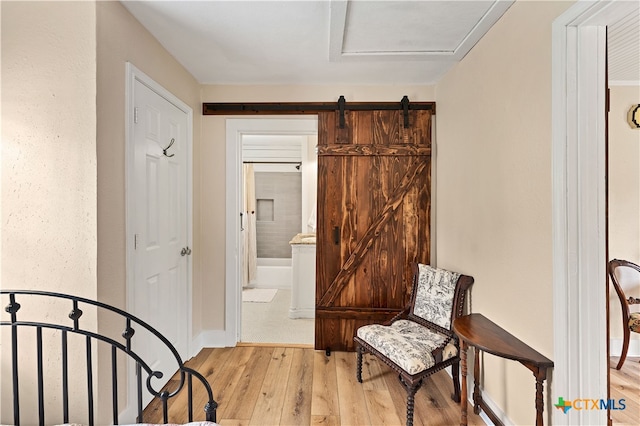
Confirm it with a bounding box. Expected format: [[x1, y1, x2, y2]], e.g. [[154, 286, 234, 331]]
[[134, 234, 139, 250], [134, 107, 139, 124]]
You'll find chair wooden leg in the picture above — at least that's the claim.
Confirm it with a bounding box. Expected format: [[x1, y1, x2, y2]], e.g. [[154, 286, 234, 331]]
[[451, 360, 461, 403], [405, 383, 419, 426], [398, 375, 421, 426], [356, 345, 364, 383], [616, 326, 630, 370]]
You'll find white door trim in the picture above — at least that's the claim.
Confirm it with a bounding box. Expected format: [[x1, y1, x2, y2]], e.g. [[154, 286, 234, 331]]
[[552, 1, 636, 424], [225, 117, 318, 345], [124, 62, 194, 421]]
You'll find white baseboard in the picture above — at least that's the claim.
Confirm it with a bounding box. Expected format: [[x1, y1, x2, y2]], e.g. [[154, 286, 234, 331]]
[[478, 409, 494, 426], [609, 338, 640, 357], [248, 281, 291, 290], [475, 388, 514, 426], [119, 403, 137, 425], [444, 363, 513, 426], [288, 307, 314, 319], [191, 329, 234, 357]]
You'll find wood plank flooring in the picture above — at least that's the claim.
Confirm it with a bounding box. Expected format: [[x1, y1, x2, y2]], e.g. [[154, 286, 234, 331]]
[[610, 356, 640, 425], [142, 345, 486, 425]]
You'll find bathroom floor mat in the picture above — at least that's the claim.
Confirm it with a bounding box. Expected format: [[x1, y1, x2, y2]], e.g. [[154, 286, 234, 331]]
[[242, 288, 278, 303]]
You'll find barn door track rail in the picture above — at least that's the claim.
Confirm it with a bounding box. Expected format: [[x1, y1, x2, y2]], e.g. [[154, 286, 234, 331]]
[[202, 96, 435, 128]]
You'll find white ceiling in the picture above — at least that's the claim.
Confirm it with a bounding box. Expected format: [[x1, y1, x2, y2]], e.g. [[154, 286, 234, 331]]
[[122, 0, 639, 86], [122, 0, 513, 85]]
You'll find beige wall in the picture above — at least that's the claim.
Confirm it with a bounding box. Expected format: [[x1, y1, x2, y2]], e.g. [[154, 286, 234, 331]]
[[96, 0, 202, 329], [2, 1, 206, 422], [95, 1, 202, 420], [199, 85, 435, 329], [608, 85, 640, 344], [1, 1, 97, 423], [435, 1, 573, 424]]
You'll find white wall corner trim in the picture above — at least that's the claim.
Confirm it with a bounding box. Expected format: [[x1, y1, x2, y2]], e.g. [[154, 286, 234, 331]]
[[551, 1, 636, 424]]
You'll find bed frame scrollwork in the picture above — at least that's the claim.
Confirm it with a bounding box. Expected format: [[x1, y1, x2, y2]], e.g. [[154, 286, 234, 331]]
[[1, 290, 218, 426]]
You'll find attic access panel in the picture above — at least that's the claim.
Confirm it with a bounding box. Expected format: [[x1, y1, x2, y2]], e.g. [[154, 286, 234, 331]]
[[329, 0, 514, 62]]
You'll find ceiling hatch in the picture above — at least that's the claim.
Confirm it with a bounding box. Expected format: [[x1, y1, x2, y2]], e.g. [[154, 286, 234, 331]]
[[329, 0, 514, 62]]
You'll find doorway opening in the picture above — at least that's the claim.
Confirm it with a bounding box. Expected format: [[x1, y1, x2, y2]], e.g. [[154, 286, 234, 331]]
[[240, 133, 317, 345], [225, 118, 318, 346]]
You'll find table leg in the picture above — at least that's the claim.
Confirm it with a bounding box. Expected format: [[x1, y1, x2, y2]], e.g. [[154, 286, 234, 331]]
[[535, 368, 546, 426], [473, 347, 481, 414], [460, 340, 468, 426]]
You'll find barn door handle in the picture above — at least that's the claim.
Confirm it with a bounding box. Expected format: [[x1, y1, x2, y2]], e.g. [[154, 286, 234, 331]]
[[333, 227, 340, 245]]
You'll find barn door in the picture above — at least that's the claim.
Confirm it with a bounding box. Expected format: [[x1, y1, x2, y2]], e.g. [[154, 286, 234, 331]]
[[316, 105, 432, 352]]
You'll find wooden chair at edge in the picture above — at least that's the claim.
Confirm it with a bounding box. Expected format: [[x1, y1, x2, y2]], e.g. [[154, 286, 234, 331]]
[[607, 258, 640, 370]]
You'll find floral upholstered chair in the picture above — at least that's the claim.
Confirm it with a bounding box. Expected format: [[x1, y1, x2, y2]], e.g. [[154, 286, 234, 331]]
[[607, 259, 640, 370], [353, 263, 474, 426]]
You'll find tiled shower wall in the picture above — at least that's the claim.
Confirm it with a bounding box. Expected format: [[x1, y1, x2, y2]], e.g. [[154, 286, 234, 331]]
[[255, 172, 302, 258]]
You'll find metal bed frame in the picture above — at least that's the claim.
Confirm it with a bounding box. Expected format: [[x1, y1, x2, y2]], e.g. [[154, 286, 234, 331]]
[[1, 290, 217, 426]]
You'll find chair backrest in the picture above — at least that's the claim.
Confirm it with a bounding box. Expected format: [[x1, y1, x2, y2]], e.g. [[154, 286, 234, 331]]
[[608, 259, 640, 316], [409, 263, 474, 332]]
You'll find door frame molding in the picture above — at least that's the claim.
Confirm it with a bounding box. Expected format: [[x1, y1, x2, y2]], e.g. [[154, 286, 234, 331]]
[[124, 62, 194, 352], [225, 117, 318, 345], [551, 1, 635, 424]]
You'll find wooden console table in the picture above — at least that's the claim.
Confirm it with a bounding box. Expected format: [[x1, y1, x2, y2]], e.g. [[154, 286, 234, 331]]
[[453, 313, 554, 426]]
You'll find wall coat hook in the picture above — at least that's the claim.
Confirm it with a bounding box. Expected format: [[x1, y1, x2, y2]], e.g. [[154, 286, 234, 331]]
[[163, 138, 175, 157]]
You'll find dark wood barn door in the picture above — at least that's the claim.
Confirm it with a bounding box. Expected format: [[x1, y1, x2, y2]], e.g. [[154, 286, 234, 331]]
[[316, 106, 433, 352]]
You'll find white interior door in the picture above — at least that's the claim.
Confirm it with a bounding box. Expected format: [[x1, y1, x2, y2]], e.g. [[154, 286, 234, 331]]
[[132, 78, 189, 396]]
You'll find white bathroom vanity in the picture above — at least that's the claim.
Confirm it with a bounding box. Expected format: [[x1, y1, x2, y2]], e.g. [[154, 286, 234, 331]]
[[289, 233, 316, 319]]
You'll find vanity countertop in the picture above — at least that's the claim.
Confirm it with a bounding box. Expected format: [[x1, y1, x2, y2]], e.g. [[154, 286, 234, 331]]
[[289, 233, 316, 245]]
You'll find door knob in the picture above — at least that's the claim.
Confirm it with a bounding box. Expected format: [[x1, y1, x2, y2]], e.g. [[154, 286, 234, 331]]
[[180, 247, 192, 256]]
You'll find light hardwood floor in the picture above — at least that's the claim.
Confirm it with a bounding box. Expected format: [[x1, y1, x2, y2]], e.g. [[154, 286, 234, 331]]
[[610, 356, 640, 425], [143, 345, 487, 425]]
